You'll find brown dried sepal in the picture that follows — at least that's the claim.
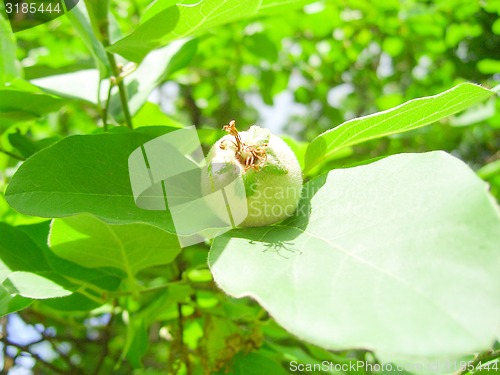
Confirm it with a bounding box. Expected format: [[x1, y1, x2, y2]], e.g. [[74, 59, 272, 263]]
[[220, 120, 268, 171]]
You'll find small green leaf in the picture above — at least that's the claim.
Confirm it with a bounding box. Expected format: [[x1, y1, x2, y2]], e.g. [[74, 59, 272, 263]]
[[49, 214, 181, 276], [0, 284, 32, 318], [0, 111, 37, 128], [41, 292, 101, 312], [132, 102, 184, 128], [8, 132, 60, 159], [0, 13, 22, 82], [477, 159, 500, 181], [209, 151, 500, 363], [138, 283, 193, 323], [24, 60, 96, 80], [65, 2, 111, 77], [245, 34, 279, 62], [122, 317, 148, 368], [118, 283, 193, 366], [304, 83, 495, 173], [5, 128, 177, 233], [8, 132, 40, 158], [0, 223, 76, 299], [83, 0, 110, 37], [19, 221, 121, 291], [0, 87, 65, 121], [477, 59, 500, 75], [106, 6, 181, 62], [0, 222, 52, 282]]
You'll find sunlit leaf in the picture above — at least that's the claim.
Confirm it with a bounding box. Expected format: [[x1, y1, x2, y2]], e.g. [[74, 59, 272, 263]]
[[49, 214, 181, 276], [210, 151, 500, 364], [304, 83, 495, 173], [5, 128, 177, 233]]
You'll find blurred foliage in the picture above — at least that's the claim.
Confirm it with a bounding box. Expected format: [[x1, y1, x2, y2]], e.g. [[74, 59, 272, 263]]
[[0, 0, 499, 374], [4, 0, 500, 178]]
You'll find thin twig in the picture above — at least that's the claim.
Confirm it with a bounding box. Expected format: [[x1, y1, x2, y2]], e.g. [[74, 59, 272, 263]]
[[174, 258, 192, 375], [77, 287, 107, 305], [42, 333, 83, 374], [96, 2, 133, 130], [0, 148, 25, 161], [1, 317, 12, 372], [102, 82, 114, 132], [92, 302, 117, 375], [107, 53, 134, 129], [64, 277, 108, 295], [105, 281, 187, 297], [177, 303, 192, 375], [19, 311, 83, 373], [3, 338, 67, 375]]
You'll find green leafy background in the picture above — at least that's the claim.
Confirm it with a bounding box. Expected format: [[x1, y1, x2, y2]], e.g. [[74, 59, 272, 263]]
[[0, 0, 499, 374]]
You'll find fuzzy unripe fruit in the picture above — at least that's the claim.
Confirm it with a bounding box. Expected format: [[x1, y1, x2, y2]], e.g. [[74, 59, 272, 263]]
[[203, 121, 303, 227]]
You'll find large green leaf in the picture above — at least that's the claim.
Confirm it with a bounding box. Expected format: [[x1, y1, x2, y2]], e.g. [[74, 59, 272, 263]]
[[304, 83, 495, 173], [49, 214, 181, 276], [5, 128, 177, 233], [0, 223, 76, 299], [107, 0, 318, 61], [209, 152, 500, 367]]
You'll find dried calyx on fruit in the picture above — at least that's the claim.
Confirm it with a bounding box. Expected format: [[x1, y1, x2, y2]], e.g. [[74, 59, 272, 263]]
[[204, 120, 303, 227]]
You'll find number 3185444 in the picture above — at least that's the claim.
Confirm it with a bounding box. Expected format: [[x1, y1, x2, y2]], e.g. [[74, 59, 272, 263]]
[[5, 2, 61, 14]]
